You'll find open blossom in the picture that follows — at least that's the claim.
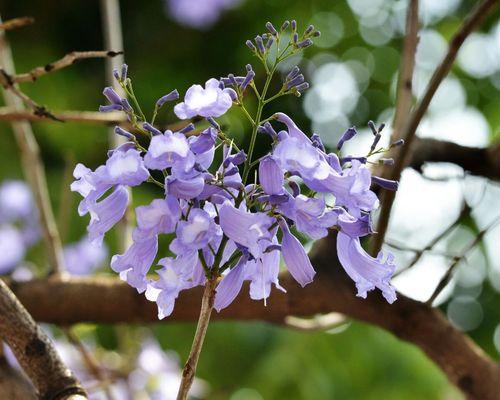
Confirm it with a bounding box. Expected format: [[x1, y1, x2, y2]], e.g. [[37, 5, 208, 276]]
[[174, 78, 235, 119]]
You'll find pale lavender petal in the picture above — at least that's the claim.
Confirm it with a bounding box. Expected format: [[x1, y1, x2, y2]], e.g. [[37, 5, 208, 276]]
[[259, 156, 283, 195], [214, 256, 248, 312], [279, 220, 315, 287]]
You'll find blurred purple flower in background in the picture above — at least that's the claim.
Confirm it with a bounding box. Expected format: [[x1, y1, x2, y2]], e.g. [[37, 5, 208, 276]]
[[166, 0, 243, 30], [64, 239, 108, 276]]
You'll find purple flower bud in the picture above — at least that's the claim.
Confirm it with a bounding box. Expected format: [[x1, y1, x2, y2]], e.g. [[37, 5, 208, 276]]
[[288, 180, 301, 197], [265, 22, 278, 36], [286, 74, 305, 89], [293, 32, 298, 43], [341, 156, 367, 164], [228, 74, 238, 87], [265, 37, 274, 50], [379, 158, 395, 166], [368, 120, 377, 135], [291, 20, 297, 31], [311, 133, 325, 152], [258, 121, 278, 139], [313, 31, 321, 37], [226, 88, 238, 101], [304, 24, 314, 35], [114, 126, 134, 139], [286, 66, 300, 81], [224, 150, 246, 167], [370, 133, 382, 152], [246, 64, 253, 72], [121, 98, 132, 112], [143, 122, 162, 136], [103, 87, 122, 105], [99, 104, 122, 112], [207, 117, 220, 130], [391, 139, 405, 147], [294, 82, 309, 93], [178, 123, 195, 134], [113, 68, 120, 81], [337, 127, 357, 150], [156, 89, 180, 107], [220, 77, 231, 86], [372, 176, 398, 191], [281, 20, 290, 31], [240, 70, 255, 91], [224, 166, 239, 176], [246, 40, 256, 52], [255, 35, 265, 53], [120, 63, 128, 81], [297, 39, 313, 48]]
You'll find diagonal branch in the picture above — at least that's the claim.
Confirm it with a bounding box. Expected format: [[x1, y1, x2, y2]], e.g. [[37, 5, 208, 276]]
[[372, 0, 500, 254], [0, 279, 87, 399], [10, 51, 122, 83], [0, 17, 34, 32]]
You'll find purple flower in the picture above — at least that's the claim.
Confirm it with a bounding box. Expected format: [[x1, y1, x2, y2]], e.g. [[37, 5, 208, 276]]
[[104, 147, 150, 186], [166, 174, 206, 200], [219, 202, 274, 258], [279, 220, 316, 287], [146, 251, 205, 318], [144, 131, 191, 170], [170, 208, 218, 254], [174, 79, 235, 119], [64, 239, 108, 276], [0, 225, 26, 274], [88, 187, 129, 245], [0, 180, 35, 222], [280, 195, 337, 240], [166, 0, 242, 30], [336, 232, 396, 303], [259, 156, 284, 195], [111, 235, 158, 292], [189, 127, 217, 154], [214, 255, 249, 312], [135, 197, 181, 239], [336, 209, 373, 238], [246, 244, 285, 301]]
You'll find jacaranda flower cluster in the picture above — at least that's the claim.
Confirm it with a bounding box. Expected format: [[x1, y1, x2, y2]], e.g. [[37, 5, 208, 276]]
[[73, 21, 400, 320]]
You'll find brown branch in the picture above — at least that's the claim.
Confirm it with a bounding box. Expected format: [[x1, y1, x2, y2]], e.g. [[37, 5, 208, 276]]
[[410, 138, 500, 181], [10, 236, 500, 400], [0, 358, 36, 399], [11, 51, 122, 83], [0, 107, 127, 124], [0, 279, 87, 399], [0, 17, 34, 32], [371, 0, 500, 254], [391, 0, 419, 142], [0, 15, 66, 274]]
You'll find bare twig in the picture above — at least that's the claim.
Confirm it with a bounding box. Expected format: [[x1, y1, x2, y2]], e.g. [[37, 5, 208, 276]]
[[0, 15, 66, 274], [0, 17, 34, 32], [176, 278, 217, 400], [63, 328, 115, 400], [392, 204, 471, 277], [0, 279, 87, 399], [12, 51, 122, 83], [426, 216, 500, 305], [0, 107, 127, 124], [371, 0, 500, 254]]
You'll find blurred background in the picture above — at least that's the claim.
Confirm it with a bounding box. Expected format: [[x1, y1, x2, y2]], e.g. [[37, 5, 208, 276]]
[[0, 0, 499, 398]]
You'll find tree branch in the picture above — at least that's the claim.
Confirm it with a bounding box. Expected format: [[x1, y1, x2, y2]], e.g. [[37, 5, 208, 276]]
[[10, 236, 500, 400], [0, 17, 34, 32], [0, 279, 87, 399], [410, 138, 500, 181], [372, 0, 500, 254]]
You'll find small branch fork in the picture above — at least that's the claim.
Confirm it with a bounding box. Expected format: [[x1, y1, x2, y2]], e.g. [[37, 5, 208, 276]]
[[371, 0, 500, 254], [0, 16, 34, 32]]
